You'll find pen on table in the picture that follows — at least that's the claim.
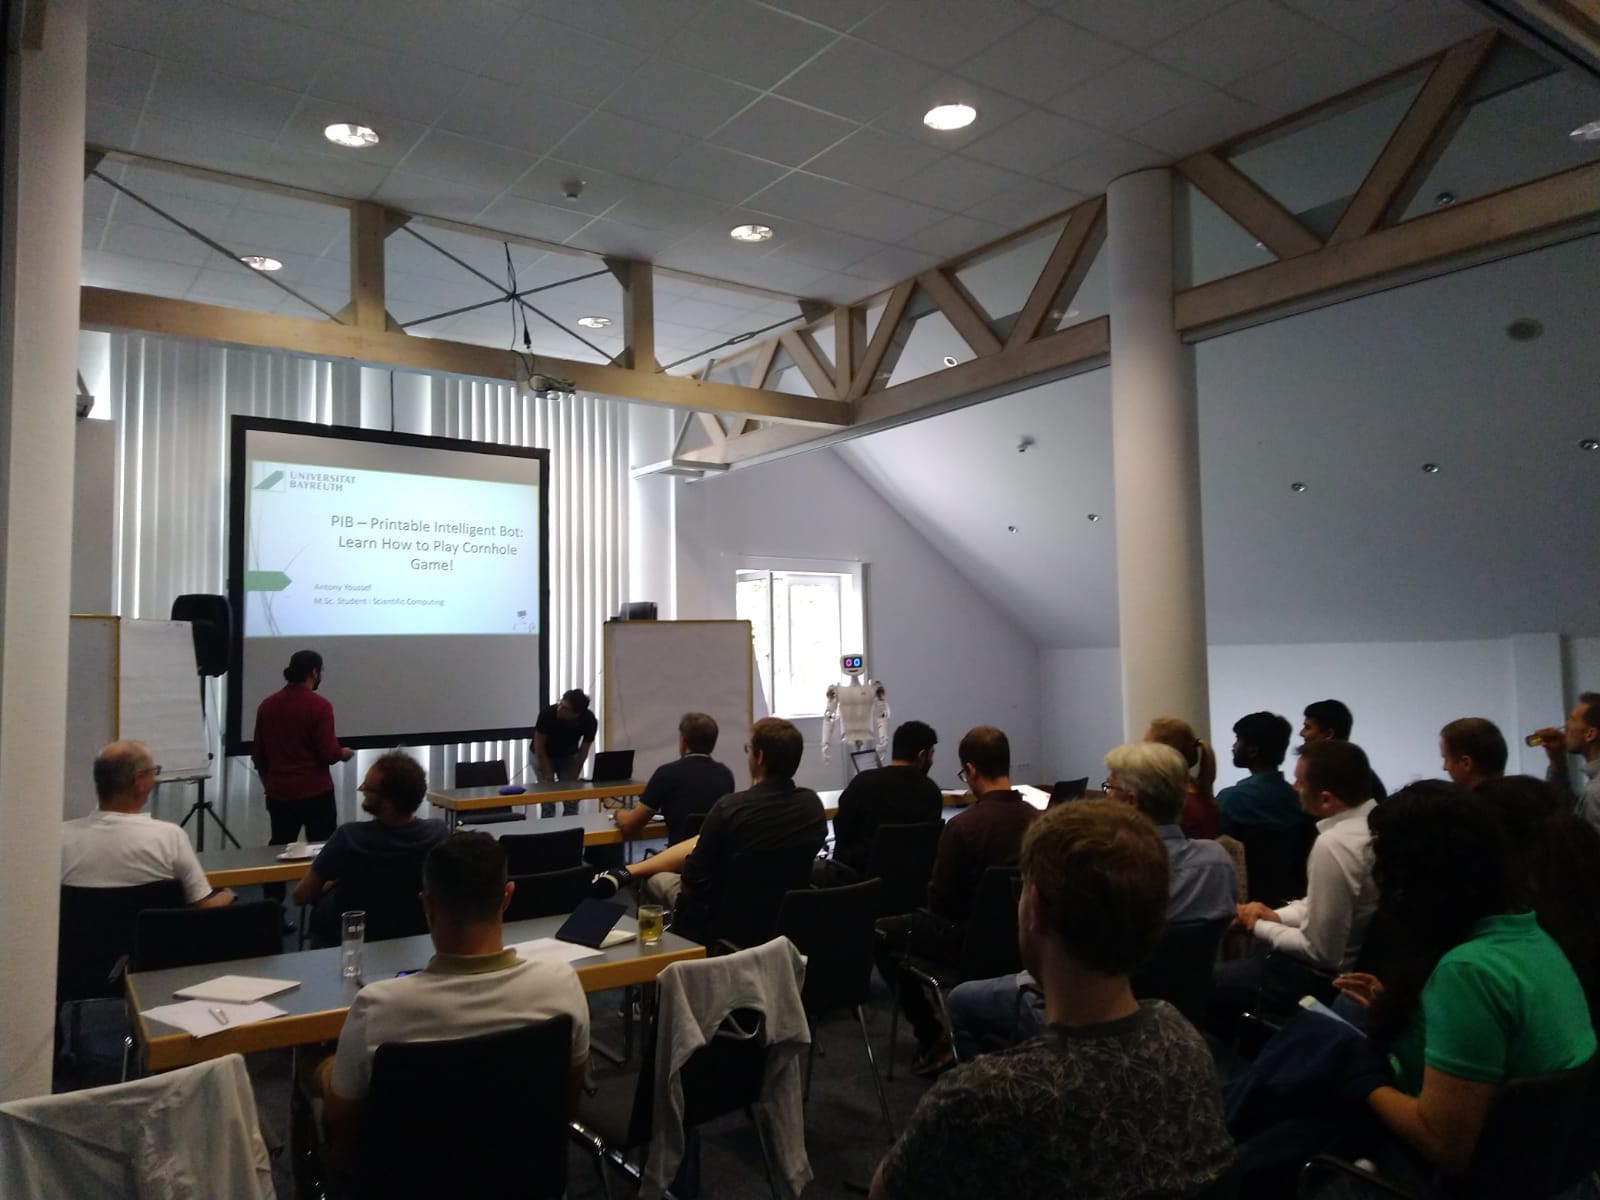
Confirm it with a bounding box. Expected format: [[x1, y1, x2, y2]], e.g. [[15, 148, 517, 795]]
[[209, 1006, 229, 1026]]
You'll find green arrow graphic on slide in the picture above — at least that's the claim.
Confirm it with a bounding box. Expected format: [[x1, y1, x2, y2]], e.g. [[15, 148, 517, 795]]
[[245, 570, 292, 591], [255, 470, 285, 491]]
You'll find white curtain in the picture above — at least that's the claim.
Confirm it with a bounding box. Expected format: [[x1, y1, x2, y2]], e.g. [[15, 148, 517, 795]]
[[100, 333, 629, 836]]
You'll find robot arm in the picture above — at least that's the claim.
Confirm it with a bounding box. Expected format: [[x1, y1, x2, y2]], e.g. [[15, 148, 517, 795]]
[[872, 682, 890, 758], [821, 684, 840, 764]]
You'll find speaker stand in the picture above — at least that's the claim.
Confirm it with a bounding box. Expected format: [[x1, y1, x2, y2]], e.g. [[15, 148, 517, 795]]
[[177, 776, 240, 851]]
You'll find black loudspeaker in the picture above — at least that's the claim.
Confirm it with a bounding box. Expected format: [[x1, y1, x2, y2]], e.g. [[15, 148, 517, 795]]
[[170, 594, 231, 677]]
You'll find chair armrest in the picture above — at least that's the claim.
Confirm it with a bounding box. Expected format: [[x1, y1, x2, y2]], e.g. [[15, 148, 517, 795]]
[[1298, 1155, 1418, 1199]]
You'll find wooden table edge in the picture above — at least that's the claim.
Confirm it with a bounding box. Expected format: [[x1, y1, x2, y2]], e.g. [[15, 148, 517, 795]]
[[427, 782, 646, 811], [206, 861, 309, 888]]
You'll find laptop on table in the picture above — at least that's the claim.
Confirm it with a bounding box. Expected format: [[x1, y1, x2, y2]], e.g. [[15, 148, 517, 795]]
[[587, 750, 634, 783]]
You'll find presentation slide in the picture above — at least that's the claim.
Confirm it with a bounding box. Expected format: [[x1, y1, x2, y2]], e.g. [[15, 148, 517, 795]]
[[227, 419, 548, 751]]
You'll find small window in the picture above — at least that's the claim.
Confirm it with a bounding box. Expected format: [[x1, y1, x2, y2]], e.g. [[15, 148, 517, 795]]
[[736, 565, 861, 719]]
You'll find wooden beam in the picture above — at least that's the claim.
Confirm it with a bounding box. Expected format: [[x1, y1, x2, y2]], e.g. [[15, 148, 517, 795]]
[[349, 201, 390, 333], [1176, 152, 1322, 259], [848, 281, 915, 399], [833, 305, 864, 393], [681, 317, 1109, 467], [1005, 198, 1106, 350], [1328, 32, 1497, 245], [916, 269, 1002, 357], [79, 287, 851, 426], [748, 338, 780, 390], [778, 329, 838, 400], [620, 259, 655, 372], [693, 412, 727, 446], [1174, 161, 1600, 333]]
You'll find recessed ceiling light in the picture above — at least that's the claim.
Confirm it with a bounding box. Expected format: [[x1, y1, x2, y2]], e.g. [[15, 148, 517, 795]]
[[1571, 120, 1600, 143], [576, 315, 611, 329], [1086, 513, 1100, 523], [729, 223, 773, 243], [239, 254, 282, 271], [1290, 481, 1308, 493], [1580, 438, 1599, 451], [923, 103, 977, 131], [1006, 525, 1018, 533], [942, 355, 958, 367], [1506, 317, 1543, 342], [1434, 190, 1456, 207], [1064, 307, 1080, 320], [323, 122, 380, 149], [1421, 462, 1441, 474]]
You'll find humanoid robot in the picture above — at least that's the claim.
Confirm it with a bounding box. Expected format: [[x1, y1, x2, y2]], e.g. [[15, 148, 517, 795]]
[[821, 654, 890, 767]]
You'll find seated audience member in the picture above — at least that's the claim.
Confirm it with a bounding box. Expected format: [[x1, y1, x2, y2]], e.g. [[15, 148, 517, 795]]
[[819, 719, 942, 880], [1438, 717, 1508, 791], [294, 750, 448, 943], [1146, 716, 1219, 839], [946, 742, 1237, 1058], [1532, 690, 1600, 831], [1332, 788, 1596, 1181], [1213, 740, 1379, 1021], [1217, 711, 1312, 906], [593, 718, 825, 941], [613, 712, 735, 846], [309, 832, 591, 1169], [874, 726, 1037, 1076], [61, 740, 232, 908], [1302, 698, 1387, 801], [869, 801, 1235, 1200]]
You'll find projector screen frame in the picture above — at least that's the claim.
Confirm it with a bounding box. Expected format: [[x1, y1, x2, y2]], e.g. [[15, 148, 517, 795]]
[[224, 415, 550, 755]]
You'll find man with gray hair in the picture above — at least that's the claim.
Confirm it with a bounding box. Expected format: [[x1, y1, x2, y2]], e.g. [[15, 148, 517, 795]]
[[943, 742, 1236, 1059], [60, 740, 233, 907]]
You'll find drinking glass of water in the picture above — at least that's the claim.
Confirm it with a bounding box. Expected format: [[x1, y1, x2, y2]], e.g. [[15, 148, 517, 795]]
[[638, 904, 665, 945], [341, 910, 366, 979]]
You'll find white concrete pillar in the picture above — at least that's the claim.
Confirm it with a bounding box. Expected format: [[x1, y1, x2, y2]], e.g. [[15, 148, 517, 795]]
[[0, 0, 89, 1099], [1107, 169, 1210, 741]]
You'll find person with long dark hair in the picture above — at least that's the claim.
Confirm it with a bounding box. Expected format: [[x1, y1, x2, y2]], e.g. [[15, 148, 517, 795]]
[[1332, 784, 1595, 1175]]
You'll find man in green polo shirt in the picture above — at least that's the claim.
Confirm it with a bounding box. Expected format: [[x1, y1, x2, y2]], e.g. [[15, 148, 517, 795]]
[[308, 833, 590, 1169]]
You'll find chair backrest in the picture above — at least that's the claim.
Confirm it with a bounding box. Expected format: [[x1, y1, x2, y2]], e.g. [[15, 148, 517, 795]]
[[958, 867, 1023, 979], [682, 812, 709, 841], [1214, 835, 1249, 904], [132, 900, 282, 972], [626, 1006, 770, 1148], [454, 759, 509, 788], [57, 881, 188, 1002], [863, 821, 942, 916], [359, 1016, 574, 1200], [505, 865, 594, 922], [501, 827, 585, 875], [321, 848, 434, 943], [1132, 918, 1230, 1025], [775, 878, 881, 1014], [1238, 822, 1314, 908], [1461, 1062, 1594, 1200], [706, 846, 818, 949]]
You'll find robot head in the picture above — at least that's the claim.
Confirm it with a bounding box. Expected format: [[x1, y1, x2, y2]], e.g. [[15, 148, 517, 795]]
[[841, 654, 865, 679]]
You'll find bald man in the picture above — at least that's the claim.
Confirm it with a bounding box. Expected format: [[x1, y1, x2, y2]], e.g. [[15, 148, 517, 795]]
[[60, 741, 232, 907]]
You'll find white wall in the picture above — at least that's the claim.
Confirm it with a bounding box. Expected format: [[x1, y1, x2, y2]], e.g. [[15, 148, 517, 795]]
[[673, 448, 1041, 793], [1038, 636, 1578, 794]]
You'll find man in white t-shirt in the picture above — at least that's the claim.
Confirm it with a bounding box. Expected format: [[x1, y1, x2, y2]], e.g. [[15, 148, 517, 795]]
[[310, 831, 591, 1167], [60, 741, 232, 907]]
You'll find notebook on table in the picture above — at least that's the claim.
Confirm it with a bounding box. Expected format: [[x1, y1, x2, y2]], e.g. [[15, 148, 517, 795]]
[[555, 899, 629, 948]]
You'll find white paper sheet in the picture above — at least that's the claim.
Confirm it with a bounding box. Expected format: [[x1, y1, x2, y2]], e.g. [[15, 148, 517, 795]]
[[275, 843, 323, 861], [509, 937, 606, 965], [143, 999, 287, 1038], [1015, 784, 1052, 810], [173, 974, 301, 1003]]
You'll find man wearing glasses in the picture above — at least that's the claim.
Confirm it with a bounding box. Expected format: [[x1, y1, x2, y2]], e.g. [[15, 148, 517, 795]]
[[60, 741, 234, 907]]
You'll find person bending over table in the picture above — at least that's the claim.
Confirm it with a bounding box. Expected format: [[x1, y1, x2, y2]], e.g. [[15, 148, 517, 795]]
[[305, 832, 590, 1174], [593, 717, 825, 942], [533, 688, 597, 816]]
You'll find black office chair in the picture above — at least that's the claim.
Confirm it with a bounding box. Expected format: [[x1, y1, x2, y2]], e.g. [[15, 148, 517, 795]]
[[698, 846, 817, 951], [454, 758, 525, 826], [310, 849, 432, 946], [505, 865, 594, 922], [575, 1005, 782, 1200], [887, 866, 1023, 1077], [862, 822, 942, 916], [56, 881, 186, 1059], [1299, 1062, 1595, 1200], [354, 1017, 579, 1200], [1133, 917, 1231, 1026], [502, 827, 586, 875], [682, 812, 710, 841], [775, 879, 895, 1140], [131, 899, 283, 972], [1237, 821, 1316, 909]]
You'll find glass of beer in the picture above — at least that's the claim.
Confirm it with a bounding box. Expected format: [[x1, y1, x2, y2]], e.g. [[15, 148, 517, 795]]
[[638, 904, 665, 945]]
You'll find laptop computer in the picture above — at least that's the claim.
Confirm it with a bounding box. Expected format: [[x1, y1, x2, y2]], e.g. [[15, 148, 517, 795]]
[[588, 749, 634, 783]]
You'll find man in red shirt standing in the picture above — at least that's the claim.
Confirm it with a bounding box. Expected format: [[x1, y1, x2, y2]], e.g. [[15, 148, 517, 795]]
[[252, 649, 354, 845]]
